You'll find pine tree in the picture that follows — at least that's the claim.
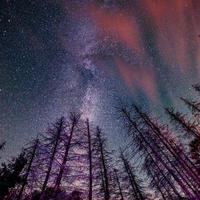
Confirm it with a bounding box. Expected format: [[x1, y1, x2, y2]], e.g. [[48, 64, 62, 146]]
[[166, 107, 200, 138], [190, 138, 200, 174], [0, 142, 6, 161], [53, 114, 91, 198], [166, 107, 200, 174], [92, 127, 113, 200], [180, 97, 200, 117], [0, 152, 27, 199], [192, 83, 200, 94], [39, 117, 65, 199], [86, 119, 93, 200], [179, 97, 200, 174], [54, 113, 80, 192], [119, 104, 200, 199], [120, 152, 146, 200], [0, 142, 5, 151], [112, 168, 124, 200], [17, 138, 39, 200]]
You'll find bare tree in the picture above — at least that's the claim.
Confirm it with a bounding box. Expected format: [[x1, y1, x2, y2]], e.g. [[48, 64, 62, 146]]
[[192, 83, 200, 94], [180, 97, 200, 117], [54, 113, 80, 192], [166, 107, 200, 175], [120, 152, 146, 200], [92, 127, 113, 200], [0, 142, 6, 161], [39, 117, 65, 199], [0, 142, 5, 151], [119, 104, 200, 199], [113, 168, 124, 200], [86, 119, 93, 200], [17, 138, 39, 200], [166, 107, 200, 138]]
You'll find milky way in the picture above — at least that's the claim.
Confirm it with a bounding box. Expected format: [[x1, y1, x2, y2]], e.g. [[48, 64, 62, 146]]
[[1, 0, 200, 160]]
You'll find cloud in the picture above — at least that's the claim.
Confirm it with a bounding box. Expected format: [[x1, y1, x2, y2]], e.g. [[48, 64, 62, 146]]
[[142, 0, 200, 74], [116, 59, 157, 101], [88, 5, 143, 54]]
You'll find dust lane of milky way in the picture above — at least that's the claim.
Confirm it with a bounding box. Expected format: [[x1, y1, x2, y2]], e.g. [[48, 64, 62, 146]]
[[1, 0, 200, 160]]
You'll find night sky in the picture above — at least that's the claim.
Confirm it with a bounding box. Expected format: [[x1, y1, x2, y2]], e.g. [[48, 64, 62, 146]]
[[1, 0, 200, 160]]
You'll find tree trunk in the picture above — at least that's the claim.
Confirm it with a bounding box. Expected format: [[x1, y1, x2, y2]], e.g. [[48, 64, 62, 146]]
[[136, 107, 198, 196], [54, 118, 76, 191], [87, 119, 93, 200], [17, 139, 39, 200], [120, 153, 144, 200], [40, 118, 64, 199], [96, 127, 110, 200], [114, 169, 124, 200], [121, 108, 186, 198]]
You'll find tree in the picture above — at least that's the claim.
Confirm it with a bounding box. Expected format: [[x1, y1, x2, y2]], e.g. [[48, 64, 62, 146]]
[[39, 117, 65, 199], [112, 168, 124, 200], [17, 139, 40, 200], [86, 119, 93, 200], [0, 152, 27, 199], [192, 83, 200, 94], [180, 97, 200, 117], [120, 152, 146, 200], [50, 113, 84, 200], [166, 107, 200, 174], [166, 107, 200, 138], [180, 97, 200, 174], [190, 138, 200, 173], [92, 127, 114, 200], [54, 113, 80, 192], [0, 142, 6, 161], [0, 142, 6, 151], [119, 104, 200, 199]]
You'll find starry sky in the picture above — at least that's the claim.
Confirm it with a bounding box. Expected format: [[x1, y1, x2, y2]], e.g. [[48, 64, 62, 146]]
[[1, 0, 200, 160]]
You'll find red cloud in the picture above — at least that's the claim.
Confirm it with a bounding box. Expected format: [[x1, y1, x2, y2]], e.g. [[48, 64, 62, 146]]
[[116, 59, 157, 102], [88, 6, 143, 54]]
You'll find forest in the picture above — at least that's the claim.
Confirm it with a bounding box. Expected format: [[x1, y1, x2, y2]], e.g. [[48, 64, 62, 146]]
[[1, 84, 200, 200]]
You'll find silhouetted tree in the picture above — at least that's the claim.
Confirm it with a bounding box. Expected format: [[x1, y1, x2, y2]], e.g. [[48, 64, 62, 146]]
[[190, 138, 200, 173], [17, 139, 40, 200], [166, 107, 200, 138], [166, 107, 200, 175], [119, 104, 200, 199], [180, 97, 200, 117], [54, 114, 80, 191], [120, 152, 146, 200], [86, 119, 93, 200], [180, 97, 200, 174], [92, 127, 113, 200], [0, 142, 6, 161], [112, 168, 124, 200], [0, 142, 5, 151], [192, 83, 200, 94], [39, 117, 65, 199], [0, 152, 27, 199]]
